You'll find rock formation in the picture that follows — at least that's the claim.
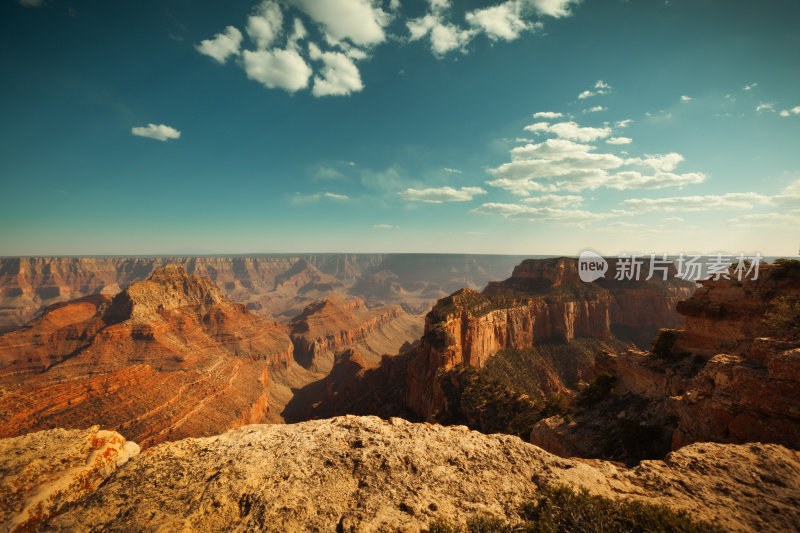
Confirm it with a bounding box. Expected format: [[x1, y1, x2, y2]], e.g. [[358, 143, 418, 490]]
[[0, 426, 139, 532], [405, 257, 693, 420], [0, 255, 528, 331], [289, 295, 414, 370], [530, 260, 800, 460], [0, 265, 294, 447], [3, 417, 799, 532]]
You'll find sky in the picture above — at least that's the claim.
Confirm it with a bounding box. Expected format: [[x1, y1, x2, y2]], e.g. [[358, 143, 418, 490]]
[[1, 0, 799, 257]]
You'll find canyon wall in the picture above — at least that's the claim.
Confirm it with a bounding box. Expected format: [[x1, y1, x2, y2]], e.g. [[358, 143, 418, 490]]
[[0, 254, 529, 332], [405, 257, 694, 420]]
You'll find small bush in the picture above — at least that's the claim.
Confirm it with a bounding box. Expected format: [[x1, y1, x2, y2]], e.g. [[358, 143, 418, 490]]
[[541, 393, 571, 418], [519, 485, 725, 533], [652, 329, 677, 359], [429, 485, 724, 533], [576, 372, 616, 408], [772, 258, 800, 280], [763, 296, 800, 338]]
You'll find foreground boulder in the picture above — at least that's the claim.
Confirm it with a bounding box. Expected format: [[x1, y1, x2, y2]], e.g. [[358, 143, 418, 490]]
[[0, 427, 139, 532], [17, 416, 800, 532]]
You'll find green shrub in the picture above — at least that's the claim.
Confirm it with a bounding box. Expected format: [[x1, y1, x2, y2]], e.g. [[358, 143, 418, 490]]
[[763, 296, 800, 338], [652, 329, 677, 359], [576, 372, 616, 408], [541, 393, 571, 418], [430, 485, 724, 533], [772, 258, 800, 280], [519, 485, 725, 533]]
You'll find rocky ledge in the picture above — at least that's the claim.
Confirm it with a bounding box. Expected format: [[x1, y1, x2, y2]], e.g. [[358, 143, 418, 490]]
[[3, 416, 799, 532]]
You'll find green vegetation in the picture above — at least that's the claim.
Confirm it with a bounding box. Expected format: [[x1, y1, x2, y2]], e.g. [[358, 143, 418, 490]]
[[576, 372, 616, 408], [763, 296, 800, 338], [429, 484, 724, 533], [771, 258, 800, 280], [430, 290, 519, 321], [438, 364, 542, 439], [652, 329, 677, 359]]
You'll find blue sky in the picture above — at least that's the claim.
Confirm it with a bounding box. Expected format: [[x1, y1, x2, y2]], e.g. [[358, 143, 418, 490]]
[[1, 0, 799, 256]]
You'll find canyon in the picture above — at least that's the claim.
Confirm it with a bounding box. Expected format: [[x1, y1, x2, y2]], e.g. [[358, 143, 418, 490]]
[[0, 265, 421, 448], [0, 255, 529, 333], [2, 255, 799, 531], [403, 257, 694, 420]]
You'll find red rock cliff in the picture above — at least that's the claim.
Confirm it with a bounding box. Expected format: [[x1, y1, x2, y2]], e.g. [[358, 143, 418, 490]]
[[406, 257, 694, 420], [0, 265, 294, 448]]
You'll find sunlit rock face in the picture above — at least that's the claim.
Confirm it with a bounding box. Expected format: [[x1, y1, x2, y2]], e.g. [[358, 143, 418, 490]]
[[2, 416, 796, 533], [0, 265, 293, 448], [406, 257, 693, 420]]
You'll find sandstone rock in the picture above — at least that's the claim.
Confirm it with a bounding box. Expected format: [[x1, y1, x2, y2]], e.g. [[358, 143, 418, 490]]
[[0, 426, 139, 532], [289, 295, 413, 370], [406, 258, 693, 420], [673, 263, 800, 357], [668, 338, 800, 450], [30, 416, 800, 533], [0, 266, 294, 448], [0, 255, 526, 332]]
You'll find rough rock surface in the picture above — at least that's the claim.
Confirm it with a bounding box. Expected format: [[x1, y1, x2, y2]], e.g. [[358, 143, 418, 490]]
[[33, 416, 800, 533], [0, 266, 294, 447], [0, 426, 139, 532], [669, 337, 800, 449], [674, 263, 800, 357], [289, 295, 417, 370]]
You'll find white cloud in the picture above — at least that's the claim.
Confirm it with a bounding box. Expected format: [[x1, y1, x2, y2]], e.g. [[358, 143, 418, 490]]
[[604, 171, 705, 190], [408, 12, 474, 55], [308, 43, 363, 96], [662, 216, 684, 223], [756, 102, 775, 112], [465, 1, 532, 41], [779, 106, 800, 117], [196, 26, 243, 64], [292, 191, 351, 203], [524, 120, 611, 142], [533, 111, 563, 119], [526, 0, 579, 18], [324, 192, 349, 200], [373, 224, 395, 229], [616, 119, 633, 128], [743, 83, 757, 91], [131, 124, 181, 141], [473, 203, 625, 225], [626, 153, 684, 172], [246, 1, 283, 49], [242, 48, 312, 92], [587, 106, 605, 112], [680, 95, 692, 102], [728, 212, 800, 229], [286, 0, 389, 46], [399, 186, 487, 203], [622, 192, 773, 212], [578, 80, 611, 99], [522, 194, 583, 207], [487, 114, 704, 195], [444, 167, 462, 173]]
